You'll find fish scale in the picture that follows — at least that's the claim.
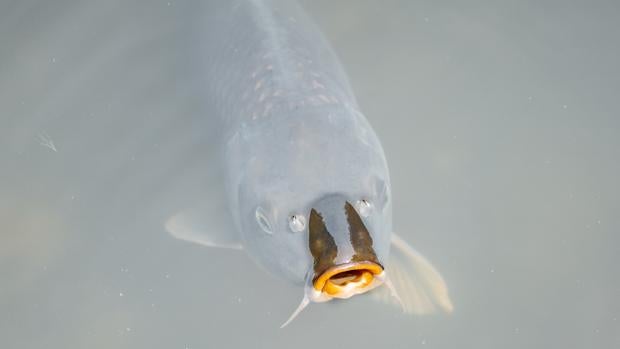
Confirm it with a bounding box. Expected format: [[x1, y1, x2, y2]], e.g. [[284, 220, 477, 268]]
[[203, 0, 355, 131]]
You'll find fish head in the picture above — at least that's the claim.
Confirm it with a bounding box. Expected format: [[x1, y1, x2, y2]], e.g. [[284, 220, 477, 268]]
[[235, 173, 315, 283]]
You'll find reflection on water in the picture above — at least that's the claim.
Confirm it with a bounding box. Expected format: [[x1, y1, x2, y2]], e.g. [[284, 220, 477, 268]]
[[1, 0, 619, 348]]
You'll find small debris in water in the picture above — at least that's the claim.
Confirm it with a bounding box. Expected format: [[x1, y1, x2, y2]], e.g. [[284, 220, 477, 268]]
[[37, 131, 58, 152]]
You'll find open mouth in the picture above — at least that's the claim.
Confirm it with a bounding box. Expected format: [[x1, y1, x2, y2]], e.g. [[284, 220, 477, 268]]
[[313, 261, 384, 298]]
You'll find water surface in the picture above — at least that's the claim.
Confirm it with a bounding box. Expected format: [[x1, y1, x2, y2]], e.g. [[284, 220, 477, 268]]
[[1, 0, 618, 348]]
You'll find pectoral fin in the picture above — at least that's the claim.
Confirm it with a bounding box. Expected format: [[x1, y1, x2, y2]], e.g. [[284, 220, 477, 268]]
[[372, 233, 453, 314], [165, 204, 242, 250]]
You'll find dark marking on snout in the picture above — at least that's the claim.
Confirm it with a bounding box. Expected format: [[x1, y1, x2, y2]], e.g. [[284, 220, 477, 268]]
[[345, 201, 380, 264], [308, 209, 338, 277]]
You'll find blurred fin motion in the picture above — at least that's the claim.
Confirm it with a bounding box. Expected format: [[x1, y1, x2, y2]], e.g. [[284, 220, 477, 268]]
[[373, 233, 453, 314]]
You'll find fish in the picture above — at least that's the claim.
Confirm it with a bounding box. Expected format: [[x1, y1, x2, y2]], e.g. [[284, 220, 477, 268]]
[[165, 0, 453, 327]]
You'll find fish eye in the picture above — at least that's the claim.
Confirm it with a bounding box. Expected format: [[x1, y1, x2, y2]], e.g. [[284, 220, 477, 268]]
[[288, 214, 306, 233], [255, 206, 273, 234], [355, 199, 373, 217]]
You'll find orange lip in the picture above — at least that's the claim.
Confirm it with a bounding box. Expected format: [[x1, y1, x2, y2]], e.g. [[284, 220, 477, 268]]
[[313, 261, 384, 296]]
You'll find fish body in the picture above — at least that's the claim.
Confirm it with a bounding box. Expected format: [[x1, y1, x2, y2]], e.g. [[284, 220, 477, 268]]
[[197, 0, 391, 284], [167, 0, 452, 325]]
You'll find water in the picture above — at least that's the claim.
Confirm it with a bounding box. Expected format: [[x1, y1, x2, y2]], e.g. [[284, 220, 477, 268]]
[[1, 0, 618, 348]]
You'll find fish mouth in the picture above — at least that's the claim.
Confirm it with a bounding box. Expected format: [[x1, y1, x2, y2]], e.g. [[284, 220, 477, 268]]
[[313, 261, 384, 298]]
